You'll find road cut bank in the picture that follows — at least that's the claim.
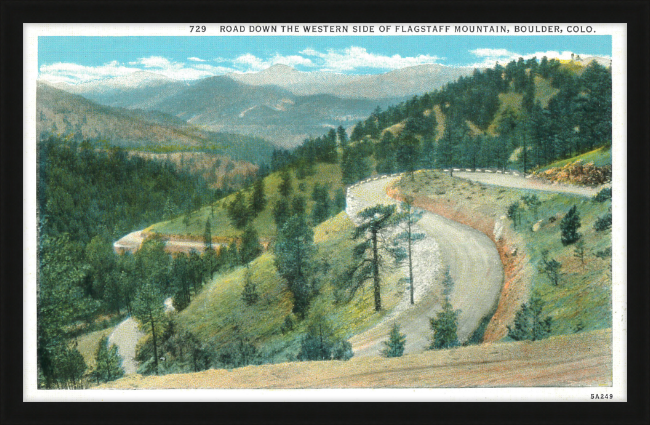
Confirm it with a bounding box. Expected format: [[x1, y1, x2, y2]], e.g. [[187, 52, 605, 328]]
[[387, 176, 533, 343]]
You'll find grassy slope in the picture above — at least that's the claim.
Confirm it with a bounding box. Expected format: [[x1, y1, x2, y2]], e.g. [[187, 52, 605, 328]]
[[76, 327, 115, 370], [148, 162, 348, 240], [176, 211, 404, 363], [396, 170, 612, 339], [486, 76, 558, 136], [535, 146, 612, 172]]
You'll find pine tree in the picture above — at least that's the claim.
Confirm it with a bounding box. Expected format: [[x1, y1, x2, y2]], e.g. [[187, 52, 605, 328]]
[[311, 184, 331, 225], [540, 250, 562, 286], [333, 188, 346, 214], [507, 296, 552, 341], [291, 195, 306, 217], [560, 205, 581, 245], [573, 240, 586, 268], [132, 280, 165, 375], [350, 121, 365, 142], [337, 125, 348, 148], [274, 215, 316, 316], [278, 168, 293, 198], [240, 225, 262, 264], [348, 205, 405, 312], [273, 198, 291, 231], [226, 191, 250, 230], [93, 336, 124, 383], [396, 134, 421, 180], [203, 219, 212, 249], [241, 266, 259, 306], [250, 178, 266, 215], [429, 297, 459, 349], [382, 323, 407, 358], [420, 135, 435, 170], [394, 197, 425, 304]]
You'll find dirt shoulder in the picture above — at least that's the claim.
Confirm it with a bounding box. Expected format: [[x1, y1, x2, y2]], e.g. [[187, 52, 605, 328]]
[[97, 328, 611, 389]]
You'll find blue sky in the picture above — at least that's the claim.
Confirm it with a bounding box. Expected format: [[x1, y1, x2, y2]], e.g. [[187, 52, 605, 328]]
[[38, 35, 611, 84]]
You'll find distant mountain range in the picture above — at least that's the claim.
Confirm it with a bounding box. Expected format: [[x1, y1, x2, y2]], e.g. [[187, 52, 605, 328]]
[[227, 63, 478, 99], [36, 82, 275, 164], [43, 64, 479, 147]]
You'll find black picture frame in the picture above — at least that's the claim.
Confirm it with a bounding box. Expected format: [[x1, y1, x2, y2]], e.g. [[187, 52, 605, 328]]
[[2, 1, 648, 424]]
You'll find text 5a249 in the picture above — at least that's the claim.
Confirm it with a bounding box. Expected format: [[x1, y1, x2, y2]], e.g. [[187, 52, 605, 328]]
[[591, 394, 613, 400], [190, 26, 206, 33]]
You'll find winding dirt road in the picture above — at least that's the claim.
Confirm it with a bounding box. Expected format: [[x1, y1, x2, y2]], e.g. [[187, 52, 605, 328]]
[[346, 176, 503, 356], [113, 230, 222, 254], [108, 317, 145, 375], [453, 171, 606, 198]]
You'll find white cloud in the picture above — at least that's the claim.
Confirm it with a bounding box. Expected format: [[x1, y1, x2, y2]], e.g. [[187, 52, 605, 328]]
[[232, 53, 314, 72], [188, 57, 206, 62], [39, 56, 236, 85], [300, 46, 441, 72], [38, 61, 142, 84]]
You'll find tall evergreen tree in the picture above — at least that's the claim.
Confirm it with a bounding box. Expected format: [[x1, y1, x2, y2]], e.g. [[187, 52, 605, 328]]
[[241, 266, 259, 306], [132, 279, 165, 375], [203, 219, 212, 250], [396, 134, 421, 180], [337, 125, 348, 148], [560, 205, 582, 245], [348, 205, 404, 311], [92, 336, 124, 383], [250, 178, 266, 215], [278, 168, 293, 198], [273, 198, 291, 231], [311, 184, 331, 225], [226, 191, 250, 230], [274, 215, 316, 317], [350, 121, 365, 142], [394, 197, 425, 304], [240, 225, 262, 264], [419, 135, 435, 170]]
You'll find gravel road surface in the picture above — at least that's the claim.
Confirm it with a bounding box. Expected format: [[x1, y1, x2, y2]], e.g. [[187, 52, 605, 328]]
[[346, 176, 503, 356]]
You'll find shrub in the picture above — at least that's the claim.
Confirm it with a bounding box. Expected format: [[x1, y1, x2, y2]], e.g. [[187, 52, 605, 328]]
[[297, 322, 353, 361], [382, 323, 407, 358], [429, 298, 459, 350], [507, 296, 552, 341], [594, 187, 612, 203], [593, 212, 612, 231], [560, 205, 581, 245]]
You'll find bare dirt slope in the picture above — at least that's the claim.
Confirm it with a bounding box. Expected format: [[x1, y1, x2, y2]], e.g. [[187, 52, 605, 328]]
[[346, 176, 503, 356], [454, 171, 605, 198], [97, 328, 611, 389]]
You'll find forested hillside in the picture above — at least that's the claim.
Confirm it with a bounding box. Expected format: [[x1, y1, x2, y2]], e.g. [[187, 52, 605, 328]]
[[343, 57, 612, 174], [37, 138, 217, 388], [264, 57, 611, 181]]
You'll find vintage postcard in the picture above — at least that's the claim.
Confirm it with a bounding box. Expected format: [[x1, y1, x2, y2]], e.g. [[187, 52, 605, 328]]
[[23, 23, 626, 402]]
